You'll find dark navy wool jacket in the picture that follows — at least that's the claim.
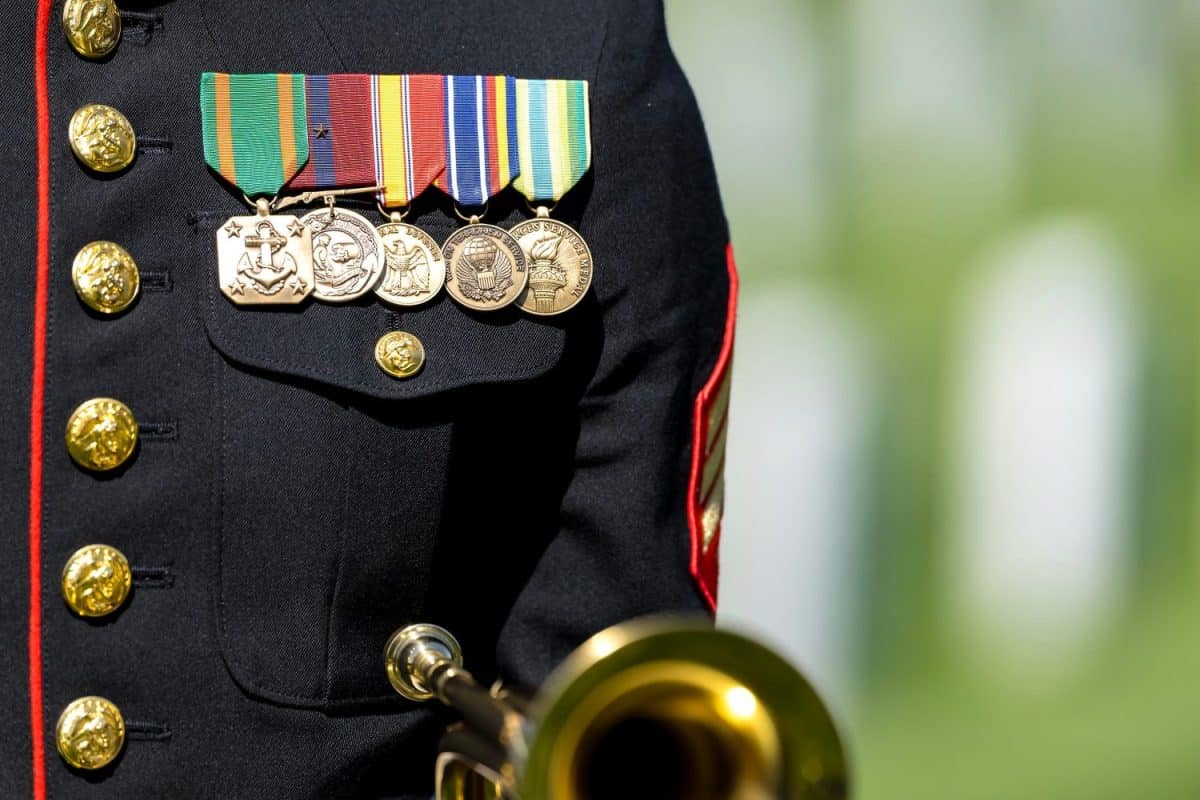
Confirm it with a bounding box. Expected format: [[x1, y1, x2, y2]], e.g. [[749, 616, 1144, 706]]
[[0, 1, 734, 797]]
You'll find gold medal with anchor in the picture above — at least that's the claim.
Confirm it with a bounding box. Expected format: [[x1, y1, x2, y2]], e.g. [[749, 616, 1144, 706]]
[[202, 73, 315, 306], [217, 198, 313, 305]]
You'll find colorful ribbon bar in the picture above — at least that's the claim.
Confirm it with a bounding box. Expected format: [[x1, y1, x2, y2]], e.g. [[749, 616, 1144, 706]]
[[202, 73, 591, 204], [441, 75, 520, 207], [201, 73, 309, 197], [290, 74, 376, 190], [375, 74, 448, 208], [288, 74, 448, 208], [513, 79, 591, 204]]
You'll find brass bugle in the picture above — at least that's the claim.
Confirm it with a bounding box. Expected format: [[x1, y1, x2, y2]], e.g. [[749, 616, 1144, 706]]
[[384, 618, 848, 800]]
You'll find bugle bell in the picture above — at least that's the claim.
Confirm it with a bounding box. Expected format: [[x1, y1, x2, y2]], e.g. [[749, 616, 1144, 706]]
[[384, 617, 848, 800]]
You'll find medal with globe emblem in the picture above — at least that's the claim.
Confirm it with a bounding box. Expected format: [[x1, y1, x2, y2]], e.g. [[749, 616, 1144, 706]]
[[438, 75, 528, 311], [443, 215, 528, 312]]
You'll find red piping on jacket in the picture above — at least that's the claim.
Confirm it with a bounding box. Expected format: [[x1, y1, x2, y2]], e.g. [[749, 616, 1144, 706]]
[[687, 244, 739, 612], [30, 0, 52, 796]]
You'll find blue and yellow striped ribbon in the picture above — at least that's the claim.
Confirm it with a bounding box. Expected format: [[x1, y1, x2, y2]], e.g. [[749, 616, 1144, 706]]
[[513, 79, 591, 204]]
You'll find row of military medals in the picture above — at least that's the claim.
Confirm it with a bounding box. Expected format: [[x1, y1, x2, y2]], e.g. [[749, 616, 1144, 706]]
[[218, 189, 593, 317]]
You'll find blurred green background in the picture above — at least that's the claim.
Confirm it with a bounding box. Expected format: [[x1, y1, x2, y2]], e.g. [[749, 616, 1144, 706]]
[[666, 1, 1200, 797]]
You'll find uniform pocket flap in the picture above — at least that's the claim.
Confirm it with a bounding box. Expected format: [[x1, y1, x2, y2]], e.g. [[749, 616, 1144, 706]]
[[204, 273, 567, 400]]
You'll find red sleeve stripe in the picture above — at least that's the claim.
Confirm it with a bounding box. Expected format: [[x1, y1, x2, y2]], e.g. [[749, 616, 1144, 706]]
[[687, 243, 739, 612], [30, 1, 52, 797]]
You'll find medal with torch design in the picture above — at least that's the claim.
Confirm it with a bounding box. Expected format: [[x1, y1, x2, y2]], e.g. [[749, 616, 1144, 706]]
[[510, 78, 593, 316]]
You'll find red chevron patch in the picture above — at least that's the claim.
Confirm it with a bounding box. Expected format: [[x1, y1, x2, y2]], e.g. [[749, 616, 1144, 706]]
[[688, 244, 738, 612]]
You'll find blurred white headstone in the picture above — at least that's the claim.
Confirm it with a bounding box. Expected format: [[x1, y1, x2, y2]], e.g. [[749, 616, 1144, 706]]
[[949, 218, 1135, 686], [717, 287, 870, 711]]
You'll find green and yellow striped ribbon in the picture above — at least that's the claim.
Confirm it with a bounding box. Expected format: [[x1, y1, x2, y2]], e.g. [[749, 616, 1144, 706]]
[[200, 73, 309, 197], [513, 79, 591, 204]]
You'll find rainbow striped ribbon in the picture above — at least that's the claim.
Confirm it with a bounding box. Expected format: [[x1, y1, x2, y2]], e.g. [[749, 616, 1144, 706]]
[[200, 73, 308, 197], [288, 74, 448, 208], [512, 79, 591, 204], [201, 74, 590, 205], [440, 75, 520, 206], [375, 74, 448, 207]]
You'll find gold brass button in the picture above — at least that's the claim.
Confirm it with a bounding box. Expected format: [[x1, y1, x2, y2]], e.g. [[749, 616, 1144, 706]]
[[72, 241, 140, 315], [69, 104, 136, 173], [66, 398, 138, 472], [375, 331, 425, 379], [62, 545, 132, 618], [56, 696, 125, 770], [62, 0, 122, 59]]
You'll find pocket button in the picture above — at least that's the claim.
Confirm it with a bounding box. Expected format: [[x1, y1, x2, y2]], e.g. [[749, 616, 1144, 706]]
[[374, 331, 425, 379]]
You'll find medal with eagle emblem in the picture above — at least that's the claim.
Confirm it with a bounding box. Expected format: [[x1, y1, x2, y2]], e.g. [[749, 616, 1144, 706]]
[[443, 217, 528, 311], [375, 213, 446, 307]]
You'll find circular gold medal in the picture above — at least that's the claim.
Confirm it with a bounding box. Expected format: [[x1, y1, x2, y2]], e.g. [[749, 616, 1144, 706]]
[[375, 219, 446, 307], [443, 222, 528, 312], [301, 206, 385, 302], [512, 216, 593, 316]]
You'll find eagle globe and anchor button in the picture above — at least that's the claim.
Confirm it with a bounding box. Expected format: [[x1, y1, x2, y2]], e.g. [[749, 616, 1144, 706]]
[[62, 0, 122, 59], [375, 331, 425, 379], [66, 397, 138, 472], [56, 696, 126, 771], [69, 103, 136, 174], [62, 544, 132, 618], [72, 240, 140, 315]]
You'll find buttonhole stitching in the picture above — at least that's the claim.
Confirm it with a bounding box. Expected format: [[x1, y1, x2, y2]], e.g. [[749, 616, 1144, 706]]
[[138, 421, 178, 442], [131, 566, 175, 589], [125, 721, 172, 742], [140, 271, 172, 293], [119, 12, 164, 46], [137, 137, 173, 154]]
